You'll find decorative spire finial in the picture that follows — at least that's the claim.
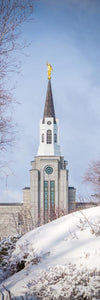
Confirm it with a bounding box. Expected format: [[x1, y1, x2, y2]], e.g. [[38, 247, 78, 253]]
[[46, 62, 53, 80]]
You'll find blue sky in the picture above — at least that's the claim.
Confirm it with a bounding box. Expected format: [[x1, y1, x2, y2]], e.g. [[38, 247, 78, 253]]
[[1, 0, 100, 202]]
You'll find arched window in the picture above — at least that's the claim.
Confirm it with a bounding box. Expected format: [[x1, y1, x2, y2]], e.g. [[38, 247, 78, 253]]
[[47, 130, 52, 144], [54, 133, 57, 143], [41, 133, 44, 143]]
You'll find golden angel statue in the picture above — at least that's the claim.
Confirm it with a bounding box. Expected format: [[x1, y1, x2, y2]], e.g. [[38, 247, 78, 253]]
[[46, 62, 53, 80]]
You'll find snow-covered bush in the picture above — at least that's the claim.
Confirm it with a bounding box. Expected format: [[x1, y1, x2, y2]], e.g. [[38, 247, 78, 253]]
[[0, 207, 100, 300], [28, 265, 100, 300], [0, 235, 42, 284], [0, 235, 22, 283]]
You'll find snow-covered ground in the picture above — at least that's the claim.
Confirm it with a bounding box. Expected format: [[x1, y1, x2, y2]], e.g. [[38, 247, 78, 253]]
[[0, 206, 100, 299]]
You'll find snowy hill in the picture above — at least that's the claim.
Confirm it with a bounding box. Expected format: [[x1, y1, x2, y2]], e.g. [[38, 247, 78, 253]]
[[0, 206, 100, 299]]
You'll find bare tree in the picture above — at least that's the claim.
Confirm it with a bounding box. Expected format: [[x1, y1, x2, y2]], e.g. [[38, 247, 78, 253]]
[[83, 160, 100, 200], [12, 206, 68, 236], [0, 0, 34, 152]]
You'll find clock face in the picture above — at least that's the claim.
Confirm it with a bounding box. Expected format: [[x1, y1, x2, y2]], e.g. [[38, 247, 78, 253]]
[[45, 167, 53, 174], [47, 121, 51, 125]]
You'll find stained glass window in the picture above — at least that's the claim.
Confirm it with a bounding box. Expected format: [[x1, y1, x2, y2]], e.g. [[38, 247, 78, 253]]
[[50, 181, 55, 220], [45, 167, 53, 174], [44, 181, 48, 223]]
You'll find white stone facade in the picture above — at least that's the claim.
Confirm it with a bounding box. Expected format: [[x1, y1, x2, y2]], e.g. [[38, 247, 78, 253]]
[[23, 155, 69, 225], [38, 118, 61, 156]]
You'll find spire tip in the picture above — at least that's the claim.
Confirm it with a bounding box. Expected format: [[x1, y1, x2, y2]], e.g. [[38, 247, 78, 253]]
[[46, 62, 53, 80]]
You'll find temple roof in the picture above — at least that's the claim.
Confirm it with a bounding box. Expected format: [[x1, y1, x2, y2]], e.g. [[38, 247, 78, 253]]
[[42, 80, 56, 123]]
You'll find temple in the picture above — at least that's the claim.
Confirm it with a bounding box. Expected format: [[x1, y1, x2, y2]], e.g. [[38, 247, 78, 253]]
[[23, 78, 76, 225], [1, 72, 93, 239]]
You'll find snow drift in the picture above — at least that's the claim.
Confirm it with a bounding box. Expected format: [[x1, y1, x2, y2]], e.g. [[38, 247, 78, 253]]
[[0, 206, 100, 299]]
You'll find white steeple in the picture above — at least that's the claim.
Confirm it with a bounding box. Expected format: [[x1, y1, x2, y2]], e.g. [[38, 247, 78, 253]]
[[38, 79, 61, 156]]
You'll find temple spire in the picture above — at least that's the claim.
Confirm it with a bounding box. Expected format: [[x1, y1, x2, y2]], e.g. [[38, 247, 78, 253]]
[[38, 65, 61, 156], [43, 80, 56, 123]]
